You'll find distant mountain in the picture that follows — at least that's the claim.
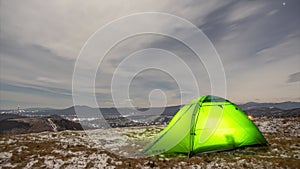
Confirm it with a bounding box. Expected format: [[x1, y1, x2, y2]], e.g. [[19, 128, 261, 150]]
[[1, 101, 299, 118], [1, 103, 300, 135], [24, 107, 54, 111], [39, 106, 121, 117], [18, 105, 182, 118], [245, 107, 300, 117], [239, 101, 300, 110]]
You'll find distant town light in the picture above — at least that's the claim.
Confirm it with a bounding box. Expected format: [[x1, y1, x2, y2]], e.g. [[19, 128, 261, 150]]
[[72, 117, 79, 122], [248, 115, 254, 120]]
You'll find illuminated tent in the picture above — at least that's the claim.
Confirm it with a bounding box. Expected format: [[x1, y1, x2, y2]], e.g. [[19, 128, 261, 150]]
[[143, 95, 268, 156]]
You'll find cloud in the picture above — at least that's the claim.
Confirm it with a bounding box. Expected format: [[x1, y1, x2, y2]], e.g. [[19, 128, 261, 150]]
[[0, 0, 299, 108], [0, 0, 180, 60], [36, 77, 62, 84], [0, 37, 74, 90], [287, 72, 300, 83], [226, 1, 266, 23], [0, 90, 71, 109]]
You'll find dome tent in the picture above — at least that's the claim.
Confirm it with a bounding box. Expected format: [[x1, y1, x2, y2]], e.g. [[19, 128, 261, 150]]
[[142, 95, 268, 157]]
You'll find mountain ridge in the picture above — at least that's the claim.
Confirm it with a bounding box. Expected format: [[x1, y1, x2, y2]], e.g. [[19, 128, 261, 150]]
[[1, 101, 300, 117]]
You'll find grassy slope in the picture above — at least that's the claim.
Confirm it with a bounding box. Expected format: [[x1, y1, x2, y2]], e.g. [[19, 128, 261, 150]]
[[0, 117, 299, 168]]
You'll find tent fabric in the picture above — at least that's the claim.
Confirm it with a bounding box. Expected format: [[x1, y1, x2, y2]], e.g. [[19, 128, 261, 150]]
[[142, 95, 268, 156]]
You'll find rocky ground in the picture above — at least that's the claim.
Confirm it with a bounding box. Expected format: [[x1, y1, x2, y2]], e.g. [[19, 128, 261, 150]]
[[0, 117, 300, 169]]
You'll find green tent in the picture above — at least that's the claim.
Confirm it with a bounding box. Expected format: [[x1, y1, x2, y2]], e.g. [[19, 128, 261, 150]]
[[143, 95, 268, 156]]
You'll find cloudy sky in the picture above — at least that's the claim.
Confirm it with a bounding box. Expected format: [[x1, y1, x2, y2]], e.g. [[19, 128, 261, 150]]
[[0, 0, 299, 109]]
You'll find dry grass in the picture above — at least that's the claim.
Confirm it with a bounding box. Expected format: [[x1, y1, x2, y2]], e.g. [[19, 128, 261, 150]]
[[0, 117, 299, 168]]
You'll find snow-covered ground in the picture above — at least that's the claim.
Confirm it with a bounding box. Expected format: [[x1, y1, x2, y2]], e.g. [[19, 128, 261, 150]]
[[0, 117, 299, 168]]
